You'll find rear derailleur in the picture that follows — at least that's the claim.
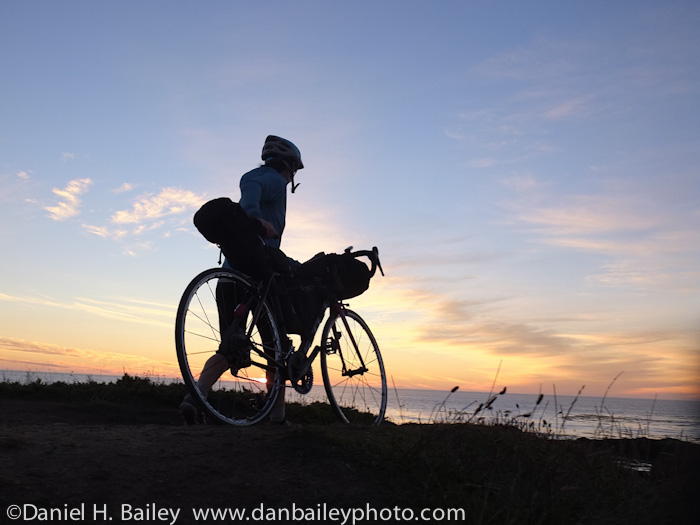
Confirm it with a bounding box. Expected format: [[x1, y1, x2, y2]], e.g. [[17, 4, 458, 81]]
[[218, 324, 252, 376]]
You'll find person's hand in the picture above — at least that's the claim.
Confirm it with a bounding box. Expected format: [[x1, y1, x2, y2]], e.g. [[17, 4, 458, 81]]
[[258, 218, 279, 239]]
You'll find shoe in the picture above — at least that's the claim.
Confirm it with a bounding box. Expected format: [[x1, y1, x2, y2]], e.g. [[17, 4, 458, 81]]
[[269, 417, 299, 428], [179, 395, 200, 425]]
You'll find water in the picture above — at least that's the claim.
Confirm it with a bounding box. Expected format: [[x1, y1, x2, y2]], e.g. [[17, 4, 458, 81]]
[[3, 370, 699, 442], [386, 388, 700, 443]]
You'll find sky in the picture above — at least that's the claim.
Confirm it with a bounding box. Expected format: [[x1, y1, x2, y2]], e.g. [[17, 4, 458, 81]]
[[1, 1, 698, 400]]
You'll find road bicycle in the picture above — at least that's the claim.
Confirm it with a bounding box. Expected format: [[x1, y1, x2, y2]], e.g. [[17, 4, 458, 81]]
[[175, 247, 387, 426]]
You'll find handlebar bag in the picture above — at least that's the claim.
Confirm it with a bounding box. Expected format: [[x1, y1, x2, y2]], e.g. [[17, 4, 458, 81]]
[[296, 253, 371, 300], [333, 254, 371, 299]]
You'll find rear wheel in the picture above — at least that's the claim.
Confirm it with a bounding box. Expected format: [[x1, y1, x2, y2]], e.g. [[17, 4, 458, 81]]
[[320, 308, 387, 424], [175, 268, 283, 425]]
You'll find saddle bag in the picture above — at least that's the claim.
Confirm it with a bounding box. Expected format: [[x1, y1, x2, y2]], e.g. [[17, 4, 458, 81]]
[[193, 197, 270, 278]]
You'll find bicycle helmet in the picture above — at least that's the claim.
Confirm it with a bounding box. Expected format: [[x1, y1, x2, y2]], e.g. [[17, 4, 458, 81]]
[[261, 135, 304, 171]]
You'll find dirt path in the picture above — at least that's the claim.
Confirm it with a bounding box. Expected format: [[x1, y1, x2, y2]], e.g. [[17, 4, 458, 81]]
[[0, 399, 382, 524]]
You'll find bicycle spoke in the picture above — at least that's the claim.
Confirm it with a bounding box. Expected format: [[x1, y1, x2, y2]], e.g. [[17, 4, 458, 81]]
[[175, 268, 283, 426], [321, 308, 386, 424]]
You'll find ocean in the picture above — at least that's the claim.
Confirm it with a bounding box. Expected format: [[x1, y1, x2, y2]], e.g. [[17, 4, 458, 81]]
[[384, 388, 700, 443], [3, 370, 698, 443]]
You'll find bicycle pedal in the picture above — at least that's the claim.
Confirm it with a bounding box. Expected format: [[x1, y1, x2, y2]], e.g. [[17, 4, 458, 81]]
[[325, 338, 340, 354]]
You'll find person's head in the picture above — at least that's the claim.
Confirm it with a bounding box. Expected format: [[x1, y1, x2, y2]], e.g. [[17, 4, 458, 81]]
[[261, 135, 304, 192]]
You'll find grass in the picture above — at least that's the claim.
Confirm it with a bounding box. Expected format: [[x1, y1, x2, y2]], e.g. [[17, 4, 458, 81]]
[[0, 372, 187, 405], [422, 371, 685, 444], [1, 374, 698, 524]]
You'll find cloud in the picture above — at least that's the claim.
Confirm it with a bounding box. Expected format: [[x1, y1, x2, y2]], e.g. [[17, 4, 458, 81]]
[[417, 314, 577, 358], [543, 96, 594, 120], [60, 152, 76, 162], [412, 301, 698, 396], [81, 186, 206, 255], [499, 174, 539, 191], [81, 224, 128, 240], [364, 281, 576, 358], [472, 42, 578, 82], [0, 336, 84, 357], [111, 182, 134, 194], [500, 173, 700, 291], [110, 187, 206, 224], [17, 171, 30, 180], [362, 269, 699, 396], [0, 291, 174, 328], [514, 195, 662, 236], [0, 356, 78, 371], [0, 336, 181, 377], [44, 178, 92, 221], [71, 297, 173, 326], [451, 30, 695, 172], [516, 197, 699, 253], [468, 158, 500, 169]]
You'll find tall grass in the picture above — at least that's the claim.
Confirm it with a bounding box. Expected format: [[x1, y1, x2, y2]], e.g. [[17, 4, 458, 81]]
[[420, 371, 669, 442]]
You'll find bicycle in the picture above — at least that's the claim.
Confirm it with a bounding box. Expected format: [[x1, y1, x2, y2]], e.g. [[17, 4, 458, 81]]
[[175, 247, 387, 426]]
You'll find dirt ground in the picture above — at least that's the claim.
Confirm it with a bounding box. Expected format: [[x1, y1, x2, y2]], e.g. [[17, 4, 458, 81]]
[[2, 397, 699, 524], [0, 398, 387, 524]]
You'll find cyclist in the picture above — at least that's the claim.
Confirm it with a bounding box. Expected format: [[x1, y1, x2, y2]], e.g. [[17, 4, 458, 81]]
[[179, 135, 304, 425]]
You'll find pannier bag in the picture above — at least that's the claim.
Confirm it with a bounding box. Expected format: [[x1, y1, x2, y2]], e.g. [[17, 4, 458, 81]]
[[193, 197, 271, 278]]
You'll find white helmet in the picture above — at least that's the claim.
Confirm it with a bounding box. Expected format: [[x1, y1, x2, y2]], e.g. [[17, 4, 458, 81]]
[[261, 135, 304, 171]]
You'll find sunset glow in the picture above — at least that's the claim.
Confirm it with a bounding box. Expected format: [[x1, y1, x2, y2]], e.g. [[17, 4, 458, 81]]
[[1, 1, 698, 401]]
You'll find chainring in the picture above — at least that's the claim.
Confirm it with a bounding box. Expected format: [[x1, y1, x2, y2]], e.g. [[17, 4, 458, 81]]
[[287, 351, 314, 394]]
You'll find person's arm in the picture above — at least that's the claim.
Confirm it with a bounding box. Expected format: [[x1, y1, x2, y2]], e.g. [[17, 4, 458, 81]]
[[239, 179, 279, 238], [239, 179, 263, 219], [258, 218, 279, 239]]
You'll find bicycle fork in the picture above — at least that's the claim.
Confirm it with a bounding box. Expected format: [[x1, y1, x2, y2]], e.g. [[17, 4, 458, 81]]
[[289, 303, 369, 384], [326, 303, 369, 378]]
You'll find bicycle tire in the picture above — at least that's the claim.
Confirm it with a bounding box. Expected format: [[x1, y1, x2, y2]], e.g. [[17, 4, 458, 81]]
[[320, 308, 387, 424], [175, 268, 283, 425]]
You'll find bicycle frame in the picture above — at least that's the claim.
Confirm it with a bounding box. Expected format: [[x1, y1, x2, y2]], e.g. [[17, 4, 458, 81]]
[[236, 272, 343, 387], [235, 260, 378, 390]]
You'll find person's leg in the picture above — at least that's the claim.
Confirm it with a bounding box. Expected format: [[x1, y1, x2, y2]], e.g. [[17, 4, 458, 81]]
[[196, 354, 229, 396], [268, 366, 286, 423], [179, 353, 229, 424], [180, 279, 239, 423]]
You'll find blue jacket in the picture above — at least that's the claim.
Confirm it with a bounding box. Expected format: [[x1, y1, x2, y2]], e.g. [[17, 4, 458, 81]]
[[223, 165, 300, 272], [238, 166, 287, 249]]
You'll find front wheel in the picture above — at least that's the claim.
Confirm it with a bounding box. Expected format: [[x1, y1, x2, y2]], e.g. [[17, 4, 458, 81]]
[[175, 268, 283, 425], [320, 308, 387, 424]]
